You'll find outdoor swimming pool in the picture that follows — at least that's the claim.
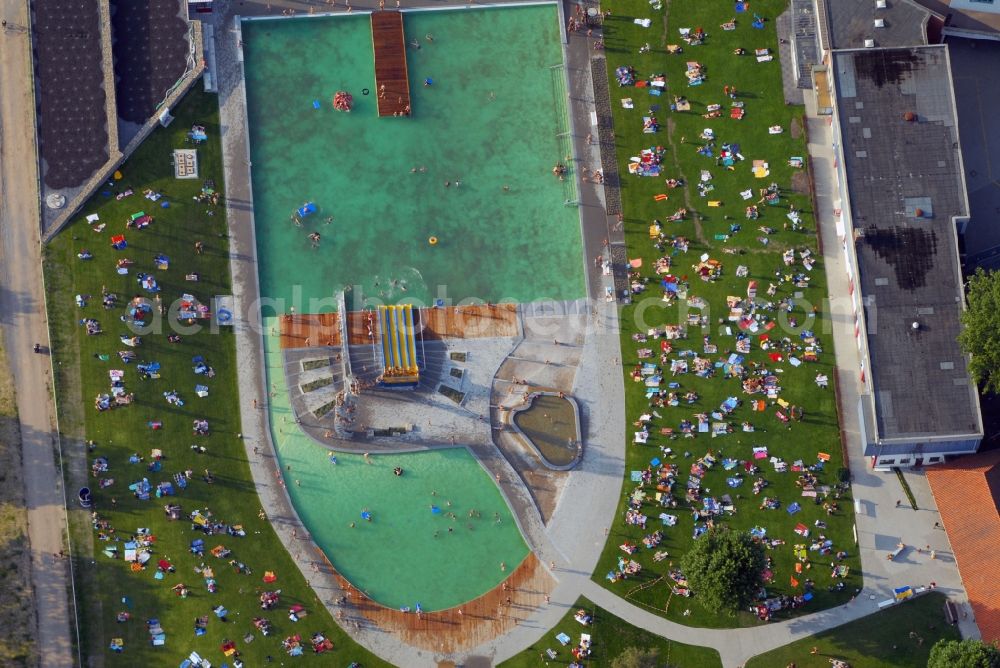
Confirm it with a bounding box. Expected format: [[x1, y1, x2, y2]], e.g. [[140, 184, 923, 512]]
[[242, 5, 585, 309], [262, 317, 529, 610]]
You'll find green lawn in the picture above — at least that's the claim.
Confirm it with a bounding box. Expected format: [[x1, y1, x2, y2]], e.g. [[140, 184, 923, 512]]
[[746, 593, 960, 667], [594, 0, 860, 627], [44, 87, 388, 666], [498, 597, 721, 667]]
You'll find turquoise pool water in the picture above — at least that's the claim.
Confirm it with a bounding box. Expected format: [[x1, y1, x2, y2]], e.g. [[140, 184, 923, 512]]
[[262, 317, 529, 610], [242, 6, 585, 309]]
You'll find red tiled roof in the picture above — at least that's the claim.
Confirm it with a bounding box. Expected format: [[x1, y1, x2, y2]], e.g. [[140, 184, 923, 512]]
[[927, 450, 1000, 643]]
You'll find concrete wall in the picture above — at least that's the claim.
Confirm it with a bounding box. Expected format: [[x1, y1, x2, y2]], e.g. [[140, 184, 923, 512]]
[[870, 439, 981, 467]]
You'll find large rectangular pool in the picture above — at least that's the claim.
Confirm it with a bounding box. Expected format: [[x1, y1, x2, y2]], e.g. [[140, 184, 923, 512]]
[[243, 5, 586, 309]]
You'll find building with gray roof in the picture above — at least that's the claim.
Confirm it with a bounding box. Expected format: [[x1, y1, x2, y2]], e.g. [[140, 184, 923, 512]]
[[823, 0, 932, 50], [829, 46, 982, 467]]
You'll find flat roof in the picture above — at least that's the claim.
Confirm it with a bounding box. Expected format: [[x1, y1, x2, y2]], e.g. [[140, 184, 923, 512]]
[[915, 0, 1000, 35], [825, 0, 929, 49], [111, 0, 191, 124], [33, 0, 110, 189], [832, 46, 982, 443]]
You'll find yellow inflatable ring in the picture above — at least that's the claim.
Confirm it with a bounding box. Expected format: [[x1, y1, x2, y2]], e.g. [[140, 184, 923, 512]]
[[428, 236, 438, 246]]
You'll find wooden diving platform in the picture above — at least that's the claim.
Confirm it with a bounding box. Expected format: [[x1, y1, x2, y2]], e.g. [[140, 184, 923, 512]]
[[371, 11, 411, 117]]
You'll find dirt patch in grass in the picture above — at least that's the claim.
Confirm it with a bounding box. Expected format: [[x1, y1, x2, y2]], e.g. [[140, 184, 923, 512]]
[[790, 115, 804, 140], [0, 339, 38, 667], [665, 118, 708, 245], [791, 170, 810, 194]]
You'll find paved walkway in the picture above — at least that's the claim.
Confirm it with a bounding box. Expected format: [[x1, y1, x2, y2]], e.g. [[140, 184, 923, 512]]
[[0, 1, 76, 665], [210, 1, 978, 666]]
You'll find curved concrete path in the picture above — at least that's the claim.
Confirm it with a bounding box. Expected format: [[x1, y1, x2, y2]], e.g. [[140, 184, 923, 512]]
[[212, 1, 977, 667]]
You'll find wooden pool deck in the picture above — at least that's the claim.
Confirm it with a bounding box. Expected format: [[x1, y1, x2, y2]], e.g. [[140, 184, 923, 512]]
[[371, 11, 411, 117], [278, 313, 342, 349], [281, 305, 519, 349], [416, 303, 520, 339], [328, 553, 554, 654], [346, 310, 381, 346]]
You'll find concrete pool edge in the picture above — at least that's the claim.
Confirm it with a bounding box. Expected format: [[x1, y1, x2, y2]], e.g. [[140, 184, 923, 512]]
[[237, 1, 565, 22], [216, 1, 628, 664]]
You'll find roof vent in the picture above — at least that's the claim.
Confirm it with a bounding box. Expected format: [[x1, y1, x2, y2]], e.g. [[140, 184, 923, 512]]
[[874, 18, 885, 28], [864, 38, 875, 48], [876, 0, 886, 7], [911, 321, 920, 330], [903, 111, 916, 122]]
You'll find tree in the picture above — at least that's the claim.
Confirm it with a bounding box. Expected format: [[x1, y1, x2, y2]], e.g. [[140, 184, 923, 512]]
[[928, 638, 1000, 668], [680, 526, 766, 615], [610, 646, 675, 668], [958, 268, 1000, 394]]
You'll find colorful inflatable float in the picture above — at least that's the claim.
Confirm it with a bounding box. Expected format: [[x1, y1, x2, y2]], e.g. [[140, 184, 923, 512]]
[[377, 304, 420, 390], [333, 91, 353, 112], [297, 202, 317, 218]]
